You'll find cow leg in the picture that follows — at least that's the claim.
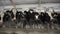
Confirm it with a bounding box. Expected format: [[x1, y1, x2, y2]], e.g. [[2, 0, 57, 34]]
[[23, 20, 27, 29], [29, 21, 32, 29], [23, 23, 26, 29]]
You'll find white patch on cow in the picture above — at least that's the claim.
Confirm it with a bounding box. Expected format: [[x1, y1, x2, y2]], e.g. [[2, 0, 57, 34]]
[[47, 12, 53, 19], [30, 11, 33, 13], [35, 15, 39, 19]]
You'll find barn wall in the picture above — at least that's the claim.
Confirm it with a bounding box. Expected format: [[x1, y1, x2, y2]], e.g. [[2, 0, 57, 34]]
[[0, 3, 60, 10]]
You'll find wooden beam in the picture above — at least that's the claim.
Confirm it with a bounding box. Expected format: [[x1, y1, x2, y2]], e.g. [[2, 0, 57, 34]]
[[0, 2, 60, 6], [10, 0, 16, 9]]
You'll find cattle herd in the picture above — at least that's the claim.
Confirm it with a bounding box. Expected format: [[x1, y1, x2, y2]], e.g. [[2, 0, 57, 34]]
[[0, 9, 60, 30]]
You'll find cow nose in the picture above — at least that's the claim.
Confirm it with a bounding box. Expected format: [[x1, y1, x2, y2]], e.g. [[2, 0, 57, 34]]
[[12, 17, 16, 21], [14, 17, 16, 20]]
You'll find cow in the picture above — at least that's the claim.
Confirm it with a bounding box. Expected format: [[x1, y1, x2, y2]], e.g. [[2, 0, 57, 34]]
[[15, 11, 24, 28], [44, 12, 51, 29], [38, 12, 51, 29], [51, 12, 58, 29], [3, 11, 11, 27], [23, 11, 29, 28], [2, 10, 16, 28], [23, 9, 35, 29], [16, 11, 23, 23], [33, 12, 39, 28]]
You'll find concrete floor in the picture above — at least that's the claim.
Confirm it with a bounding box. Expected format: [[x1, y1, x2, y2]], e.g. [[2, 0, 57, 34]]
[[0, 28, 60, 34]]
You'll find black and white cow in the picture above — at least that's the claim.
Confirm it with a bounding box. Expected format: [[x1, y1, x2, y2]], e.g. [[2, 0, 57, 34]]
[[16, 11, 23, 23]]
